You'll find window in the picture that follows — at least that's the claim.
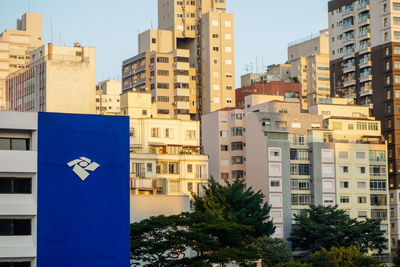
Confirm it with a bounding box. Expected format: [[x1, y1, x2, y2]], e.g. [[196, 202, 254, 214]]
[[151, 128, 160, 138], [269, 163, 281, 175], [186, 164, 193, 173], [357, 166, 366, 174], [0, 219, 31, 236], [340, 166, 349, 174], [147, 163, 152, 172], [225, 21, 231, 27], [157, 109, 169, 115], [157, 83, 169, 89], [270, 195, 282, 204], [185, 130, 196, 139], [0, 262, 31, 267], [394, 2, 400, 11], [270, 180, 280, 187], [358, 196, 367, 204], [221, 145, 228, 151], [142, 110, 147, 116], [269, 148, 280, 158], [340, 181, 349, 188], [395, 46, 400, 55], [290, 149, 309, 160], [323, 181, 334, 189], [0, 138, 30, 150], [291, 180, 310, 190], [221, 173, 229, 180], [358, 211, 367, 218], [212, 34, 219, 38], [324, 196, 334, 204], [339, 151, 349, 159], [158, 96, 170, 102], [232, 170, 244, 179], [157, 57, 169, 63], [395, 17, 400, 26], [231, 142, 244, 151], [356, 152, 365, 159], [220, 131, 228, 137], [340, 196, 350, 203], [168, 181, 179, 192], [157, 70, 169, 76], [225, 34, 231, 40], [152, 38, 156, 44], [291, 194, 310, 205], [370, 180, 387, 191], [370, 165, 386, 176], [290, 164, 310, 175], [371, 195, 387, 206], [231, 127, 243, 136], [262, 119, 271, 127], [0, 178, 31, 194], [212, 47, 219, 52], [357, 182, 366, 189]]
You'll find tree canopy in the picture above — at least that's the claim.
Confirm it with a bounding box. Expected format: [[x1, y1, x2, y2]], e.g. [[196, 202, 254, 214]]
[[131, 178, 275, 266], [289, 205, 387, 253]]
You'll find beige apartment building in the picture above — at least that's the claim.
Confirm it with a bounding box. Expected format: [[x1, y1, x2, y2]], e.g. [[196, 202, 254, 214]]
[[202, 97, 391, 260], [6, 43, 96, 114], [121, 91, 208, 222], [122, 0, 235, 119], [0, 12, 42, 109], [288, 29, 331, 109], [96, 80, 122, 115]]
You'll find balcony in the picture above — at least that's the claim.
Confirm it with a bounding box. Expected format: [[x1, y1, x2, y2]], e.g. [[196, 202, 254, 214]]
[[343, 77, 356, 87], [358, 0, 370, 10], [360, 85, 373, 97], [343, 49, 355, 59], [359, 59, 372, 69], [342, 7, 354, 17], [341, 86, 357, 98], [359, 46, 371, 55], [359, 74, 372, 84], [358, 17, 370, 27], [343, 65, 356, 74], [342, 34, 355, 44]]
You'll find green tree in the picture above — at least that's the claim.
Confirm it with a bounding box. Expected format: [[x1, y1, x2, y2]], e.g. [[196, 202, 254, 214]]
[[130, 214, 188, 267], [192, 178, 275, 238], [307, 246, 382, 267], [392, 240, 400, 266], [274, 263, 311, 267], [289, 205, 386, 252], [251, 236, 292, 267], [187, 178, 275, 266]]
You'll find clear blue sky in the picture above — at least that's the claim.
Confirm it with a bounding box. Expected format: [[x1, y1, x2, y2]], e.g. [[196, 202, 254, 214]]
[[1, 0, 329, 86]]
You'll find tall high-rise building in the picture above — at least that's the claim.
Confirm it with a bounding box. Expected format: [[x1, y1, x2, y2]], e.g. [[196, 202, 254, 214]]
[[6, 43, 96, 114], [122, 0, 235, 119], [0, 13, 42, 109], [288, 29, 331, 108], [328, 1, 400, 246]]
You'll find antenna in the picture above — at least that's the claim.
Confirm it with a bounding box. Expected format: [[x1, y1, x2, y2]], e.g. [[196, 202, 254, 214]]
[[50, 19, 53, 43], [58, 32, 61, 46], [151, 20, 153, 29]]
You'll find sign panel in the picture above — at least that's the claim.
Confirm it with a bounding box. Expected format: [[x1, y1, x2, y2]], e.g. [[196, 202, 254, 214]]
[[37, 112, 130, 267]]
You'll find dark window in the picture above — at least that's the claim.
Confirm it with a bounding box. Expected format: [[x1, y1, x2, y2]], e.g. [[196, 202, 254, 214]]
[[0, 178, 31, 194], [221, 145, 228, 151], [0, 138, 29, 150], [0, 262, 31, 267], [152, 38, 156, 44], [0, 219, 31, 236]]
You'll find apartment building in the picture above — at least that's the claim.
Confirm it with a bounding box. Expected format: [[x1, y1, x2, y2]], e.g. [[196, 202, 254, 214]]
[[122, 0, 235, 120], [0, 13, 42, 110], [6, 43, 96, 114], [329, 1, 400, 245], [96, 80, 122, 115], [120, 91, 208, 221], [235, 80, 301, 107], [328, 0, 372, 107], [0, 111, 130, 267], [288, 29, 331, 108], [202, 97, 391, 259], [122, 48, 195, 120]]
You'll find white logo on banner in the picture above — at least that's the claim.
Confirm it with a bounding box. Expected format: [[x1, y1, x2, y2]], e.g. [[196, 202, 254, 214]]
[[67, 157, 100, 181]]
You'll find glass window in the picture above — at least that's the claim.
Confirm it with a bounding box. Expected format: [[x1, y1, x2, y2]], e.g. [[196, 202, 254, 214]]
[[0, 219, 31, 236], [356, 152, 365, 159], [0, 139, 10, 150], [394, 2, 400, 11], [339, 151, 349, 159], [0, 178, 31, 194], [340, 181, 349, 188]]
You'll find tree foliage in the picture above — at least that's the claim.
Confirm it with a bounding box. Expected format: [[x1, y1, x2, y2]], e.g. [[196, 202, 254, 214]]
[[250, 236, 292, 267], [393, 240, 400, 266], [289, 205, 387, 252], [131, 178, 275, 266], [130, 215, 188, 266], [307, 246, 383, 267]]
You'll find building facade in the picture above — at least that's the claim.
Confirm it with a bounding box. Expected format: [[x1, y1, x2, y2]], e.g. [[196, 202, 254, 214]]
[[122, 0, 235, 119], [235, 80, 301, 107], [202, 97, 391, 259], [288, 29, 331, 108], [120, 91, 209, 222], [96, 80, 122, 115], [6, 43, 96, 114], [0, 13, 42, 110], [0, 111, 130, 267]]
